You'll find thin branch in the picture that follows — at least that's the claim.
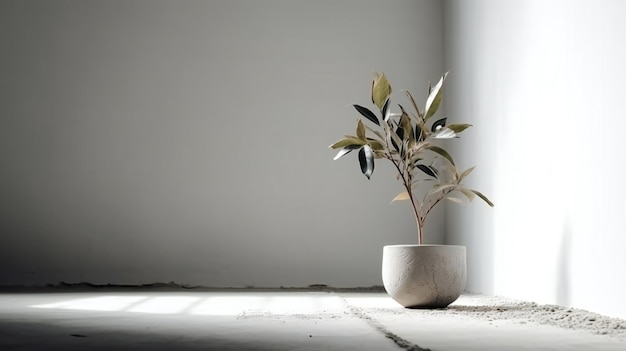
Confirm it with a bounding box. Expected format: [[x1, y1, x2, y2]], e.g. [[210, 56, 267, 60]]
[[420, 186, 456, 224]]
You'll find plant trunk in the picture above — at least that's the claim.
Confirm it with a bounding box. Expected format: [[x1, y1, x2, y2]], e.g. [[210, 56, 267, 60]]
[[418, 221, 424, 245], [408, 192, 423, 245]]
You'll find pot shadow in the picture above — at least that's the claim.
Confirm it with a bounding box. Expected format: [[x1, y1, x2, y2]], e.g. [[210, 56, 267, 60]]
[[445, 304, 530, 313], [401, 302, 534, 314]]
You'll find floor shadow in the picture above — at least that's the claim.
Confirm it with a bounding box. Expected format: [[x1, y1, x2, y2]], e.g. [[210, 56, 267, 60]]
[[446, 304, 530, 313]]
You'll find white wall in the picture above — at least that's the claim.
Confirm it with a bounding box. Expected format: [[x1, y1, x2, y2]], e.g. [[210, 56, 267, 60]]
[[444, 0, 626, 319], [0, 0, 444, 288]]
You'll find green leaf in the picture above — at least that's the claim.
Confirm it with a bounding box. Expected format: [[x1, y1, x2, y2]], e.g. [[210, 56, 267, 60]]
[[353, 105, 380, 126], [400, 114, 413, 145], [415, 122, 424, 142], [358, 145, 375, 179], [366, 127, 386, 144], [427, 145, 455, 166], [416, 164, 437, 178], [329, 136, 366, 149], [381, 98, 390, 122], [356, 119, 366, 140], [447, 123, 472, 133], [372, 73, 392, 110], [398, 104, 418, 124], [366, 138, 385, 151], [405, 90, 423, 120], [471, 189, 494, 207], [424, 72, 448, 121]]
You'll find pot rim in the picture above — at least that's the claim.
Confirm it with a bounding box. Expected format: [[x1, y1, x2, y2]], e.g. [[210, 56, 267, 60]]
[[383, 244, 465, 249]]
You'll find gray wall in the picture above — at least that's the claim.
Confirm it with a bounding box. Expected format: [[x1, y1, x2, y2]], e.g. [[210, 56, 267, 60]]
[[444, 0, 626, 319], [0, 0, 445, 287]]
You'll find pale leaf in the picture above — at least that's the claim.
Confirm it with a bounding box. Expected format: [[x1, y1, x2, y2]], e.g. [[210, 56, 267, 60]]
[[333, 148, 353, 160], [471, 189, 494, 207], [432, 127, 457, 139], [447, 197, 464, 204], [391, 192, 411, 202], [457, 187, 476, 201], [458, 166, 476, 182]]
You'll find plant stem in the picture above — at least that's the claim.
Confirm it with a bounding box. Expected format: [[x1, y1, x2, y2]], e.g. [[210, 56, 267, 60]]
[[382, 121, 424, 245], [408, 188, 423, 245], [388, 154, 423, 245], [422, 187, 456, 225]]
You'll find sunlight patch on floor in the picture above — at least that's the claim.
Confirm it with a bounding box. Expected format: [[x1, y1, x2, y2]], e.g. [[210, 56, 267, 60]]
[[343, 296, 401, 309], [32, 295, 149, 311], [127, 296, 202, 314], [30, 293, 347, 316]]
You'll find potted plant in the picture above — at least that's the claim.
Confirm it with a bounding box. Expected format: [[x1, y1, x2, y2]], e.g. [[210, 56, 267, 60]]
[[329, 73, 493, 308]]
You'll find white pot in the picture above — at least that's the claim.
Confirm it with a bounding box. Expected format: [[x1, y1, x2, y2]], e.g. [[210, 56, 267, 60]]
[[382, 245, 466, 308]]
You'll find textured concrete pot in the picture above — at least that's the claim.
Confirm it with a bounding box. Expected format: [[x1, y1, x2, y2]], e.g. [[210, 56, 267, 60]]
[[382, 245, 466, 308]]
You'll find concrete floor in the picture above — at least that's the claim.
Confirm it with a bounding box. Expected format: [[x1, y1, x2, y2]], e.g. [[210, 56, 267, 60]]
[[0, 290, 624, 351]]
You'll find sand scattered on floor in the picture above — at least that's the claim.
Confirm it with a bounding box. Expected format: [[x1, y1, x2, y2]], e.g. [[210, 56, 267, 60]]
[[384, 294, 626, 339]]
